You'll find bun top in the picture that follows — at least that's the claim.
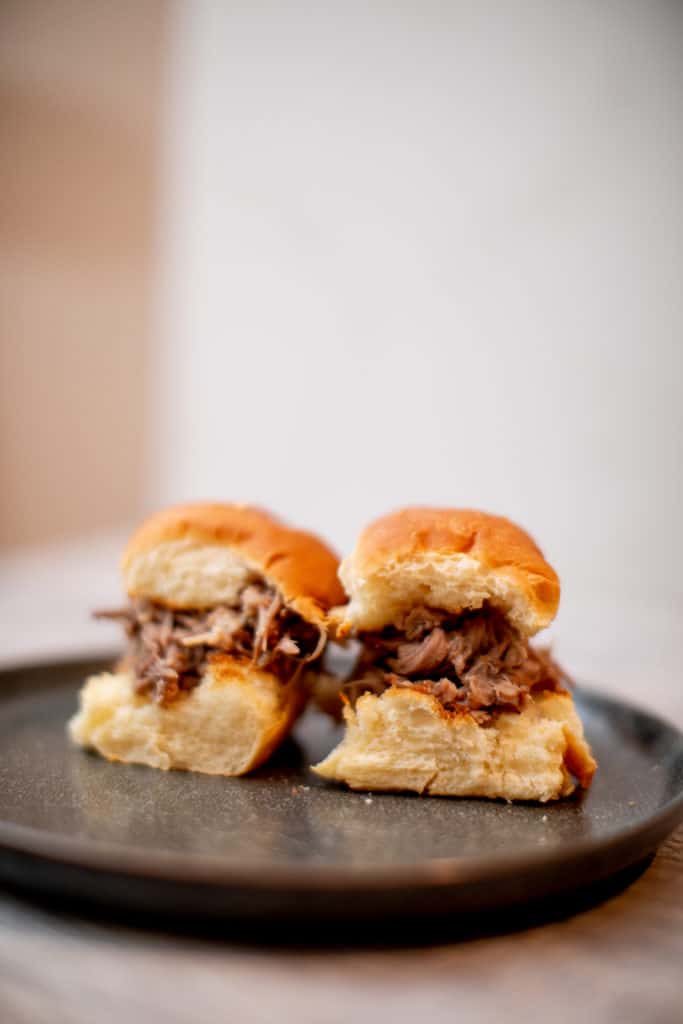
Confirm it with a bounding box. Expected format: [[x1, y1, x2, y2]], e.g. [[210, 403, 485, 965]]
[[121, 502, 344, 625], [337, 507, 560, 637]]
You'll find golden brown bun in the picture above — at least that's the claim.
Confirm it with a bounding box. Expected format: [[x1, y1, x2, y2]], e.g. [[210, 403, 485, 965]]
[[69, 656, 307, 776], [337, 507, 560, 637], [313, 688, 596, 802], [121, 502, 344, 624]]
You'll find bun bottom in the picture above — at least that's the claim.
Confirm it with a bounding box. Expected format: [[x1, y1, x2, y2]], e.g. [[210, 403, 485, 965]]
[[69, 656, 305, 776], [313, 688, 596, 802]]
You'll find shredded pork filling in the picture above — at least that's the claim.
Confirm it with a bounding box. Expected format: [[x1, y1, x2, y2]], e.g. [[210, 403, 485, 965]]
[[344, 605, 569, 723], [95, 582, 325, 705]]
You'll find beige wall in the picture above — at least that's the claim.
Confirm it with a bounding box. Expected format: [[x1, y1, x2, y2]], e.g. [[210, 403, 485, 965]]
[[0, 0, 168, 548]]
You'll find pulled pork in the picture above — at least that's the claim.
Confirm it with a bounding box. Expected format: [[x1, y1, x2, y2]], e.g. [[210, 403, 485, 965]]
[[345, 605, 569, 723], [95, 582, 325, 705]]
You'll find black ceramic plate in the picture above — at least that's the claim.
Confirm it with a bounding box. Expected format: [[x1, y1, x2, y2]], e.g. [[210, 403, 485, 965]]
[[0, 658, 682, 924]]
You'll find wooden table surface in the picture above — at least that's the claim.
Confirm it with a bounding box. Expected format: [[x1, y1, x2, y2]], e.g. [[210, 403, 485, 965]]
[[0, 829, 680, 1024], [0, 540, 681, 1023]]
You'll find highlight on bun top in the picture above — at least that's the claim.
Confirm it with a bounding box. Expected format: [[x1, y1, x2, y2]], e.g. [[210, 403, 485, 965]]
[[121, 502, 345, 626], [337, 507, 560, 638]]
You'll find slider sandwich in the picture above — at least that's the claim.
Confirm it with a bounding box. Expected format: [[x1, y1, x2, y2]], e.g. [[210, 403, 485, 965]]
[[70, 503, 343, 775], [314, 508, 596, 801]]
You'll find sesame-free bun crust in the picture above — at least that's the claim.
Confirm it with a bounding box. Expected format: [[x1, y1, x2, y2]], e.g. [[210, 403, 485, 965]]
[[122, 503, 344, 624], [69, 656, 306, 776], [313, 688, 596, 802], [338, 508, 560, 637]]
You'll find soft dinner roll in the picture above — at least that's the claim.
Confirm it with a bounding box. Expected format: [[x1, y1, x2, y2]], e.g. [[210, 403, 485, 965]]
[[70, 502, 342, 775], [336, 507, 560, 637], [122, 501, 344, 624], [69, 660, 306, 776], [314, 688, 595, 802], [315, 507, 596, 801]]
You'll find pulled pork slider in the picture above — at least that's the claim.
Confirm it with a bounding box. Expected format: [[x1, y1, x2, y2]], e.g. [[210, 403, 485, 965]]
[[70, 503, 344, 775], [313, 508, 596, 801]]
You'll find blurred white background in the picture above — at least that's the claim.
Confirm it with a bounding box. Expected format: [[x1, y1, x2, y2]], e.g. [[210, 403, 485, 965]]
[[155, 1, 683, 598], [2, 1, 682, 715]]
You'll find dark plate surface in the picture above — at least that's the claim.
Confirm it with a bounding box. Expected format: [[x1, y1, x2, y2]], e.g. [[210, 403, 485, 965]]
[[0, 658, 682, 923]]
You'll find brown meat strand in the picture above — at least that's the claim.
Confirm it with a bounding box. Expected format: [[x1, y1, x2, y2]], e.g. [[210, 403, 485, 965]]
[[349, 605, 569, 721], [388, 627, 450, 676], [94, 582, 324, 705]]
